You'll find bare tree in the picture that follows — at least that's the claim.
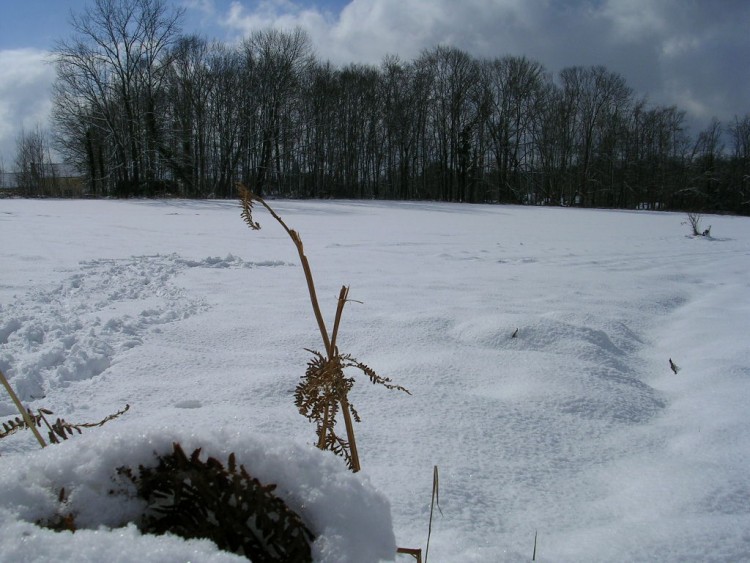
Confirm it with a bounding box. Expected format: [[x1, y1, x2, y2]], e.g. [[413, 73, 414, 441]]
[[300, 61, 340, 197], [730, 115, 750, 161], [240, 28, 314, 197], [52, 0, 184, 196], [728, 114, 750, 210], [482, 56, 546, 203], [417, 46, 483, 201], [42, 6, 747, 211], [687, 118, 723, 209], [161, 35, 214, 196], [380, 56, 419, 199], [626, 104, 685, 209], [559, 66, 632, 207], [15, 126, 55, 197]]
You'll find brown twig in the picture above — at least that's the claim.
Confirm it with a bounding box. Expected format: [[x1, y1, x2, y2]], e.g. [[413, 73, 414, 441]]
[[330, 285, 350, 356], [0, 367, 46, 448], [339, 394, 360, 472], [317, 402, 330, 450], [425, 465, 442, 562]]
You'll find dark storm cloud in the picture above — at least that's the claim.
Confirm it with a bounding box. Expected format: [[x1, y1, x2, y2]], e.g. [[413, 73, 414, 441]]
[[222, 0, 749, 128]]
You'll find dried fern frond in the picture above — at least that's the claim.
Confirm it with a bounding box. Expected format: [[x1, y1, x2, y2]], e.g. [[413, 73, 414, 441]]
[[239, 184, 261, 230], [0, 408, 50, 439], [118, 442, 315, 562], [0, 405, 130, 445], [295, 350, 351, 446], [42, 404, 130, 444], [339, 354, 411, 394], [294, 349, 409, 469]]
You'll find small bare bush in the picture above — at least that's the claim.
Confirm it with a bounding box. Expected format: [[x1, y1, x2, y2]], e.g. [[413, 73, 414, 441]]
[[686, 212, 711, 237]]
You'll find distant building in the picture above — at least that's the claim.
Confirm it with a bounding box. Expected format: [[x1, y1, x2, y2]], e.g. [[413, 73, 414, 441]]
[[0, 171, 18, 189], [0, 163, 85, 197], [47, 163, 86, 197]]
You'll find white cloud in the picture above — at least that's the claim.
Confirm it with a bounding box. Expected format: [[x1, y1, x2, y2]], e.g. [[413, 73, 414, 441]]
[[0, 49, 56, 167], [212, 0, 749, 130], [600, 0, 666, 41], [221, 0, 534, 64], [330, 0, 449, 61], [221, 0, 335, 54]]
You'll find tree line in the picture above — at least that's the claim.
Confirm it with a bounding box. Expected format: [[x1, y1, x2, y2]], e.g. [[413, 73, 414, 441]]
[[36, 0, 750, 213]]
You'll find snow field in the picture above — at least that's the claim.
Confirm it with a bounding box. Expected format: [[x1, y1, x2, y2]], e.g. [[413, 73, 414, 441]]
[[1, 199, 749, 561]]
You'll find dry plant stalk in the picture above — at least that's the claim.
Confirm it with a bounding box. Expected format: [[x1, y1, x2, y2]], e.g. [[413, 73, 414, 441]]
[[425, 465, 442, 562], [0, 366, 47, 448], [239, 185, 409, 472], [397, 465, 442, 562]]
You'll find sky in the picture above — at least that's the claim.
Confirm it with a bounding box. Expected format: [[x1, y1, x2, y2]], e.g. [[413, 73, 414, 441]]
[[0, 0, 748, 167]]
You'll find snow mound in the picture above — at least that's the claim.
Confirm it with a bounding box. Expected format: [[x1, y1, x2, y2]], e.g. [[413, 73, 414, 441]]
[[0, 425, 396, 562]]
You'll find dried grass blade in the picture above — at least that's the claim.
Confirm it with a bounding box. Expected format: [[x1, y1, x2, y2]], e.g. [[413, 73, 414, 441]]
[[425, 465, 441, 563]]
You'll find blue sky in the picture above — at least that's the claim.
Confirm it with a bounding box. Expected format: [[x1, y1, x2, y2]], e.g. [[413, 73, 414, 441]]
[[0, 1, 350, 50], [0, 2, 77, 51], [1, 0, 749, 166]]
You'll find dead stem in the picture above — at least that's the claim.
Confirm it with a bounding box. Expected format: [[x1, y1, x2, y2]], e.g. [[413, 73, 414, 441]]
[[240, 186, 407, 474], [0, 367, 47, 448]]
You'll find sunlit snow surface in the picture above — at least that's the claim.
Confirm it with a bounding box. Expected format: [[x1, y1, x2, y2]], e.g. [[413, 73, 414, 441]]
[[1, 199, 749, 562]]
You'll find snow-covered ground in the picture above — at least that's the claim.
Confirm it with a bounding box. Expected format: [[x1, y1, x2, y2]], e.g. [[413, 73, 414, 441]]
[[1, 199, 749, 562]]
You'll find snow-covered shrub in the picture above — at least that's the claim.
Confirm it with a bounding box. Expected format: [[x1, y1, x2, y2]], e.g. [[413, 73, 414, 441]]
[[0, 426, 397, 562], [117, 442, 314, 562]]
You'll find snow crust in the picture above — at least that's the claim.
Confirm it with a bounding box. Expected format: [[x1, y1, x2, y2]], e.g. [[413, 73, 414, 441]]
[[1, 199, 749, 561]]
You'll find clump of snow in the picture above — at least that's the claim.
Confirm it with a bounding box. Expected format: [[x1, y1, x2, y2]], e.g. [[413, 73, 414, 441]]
[[0, 425, 396, 562], [176, 254, 291, 269]]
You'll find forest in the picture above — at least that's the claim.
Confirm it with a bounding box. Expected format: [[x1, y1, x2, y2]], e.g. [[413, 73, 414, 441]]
[[12, 0, 750, 213]]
